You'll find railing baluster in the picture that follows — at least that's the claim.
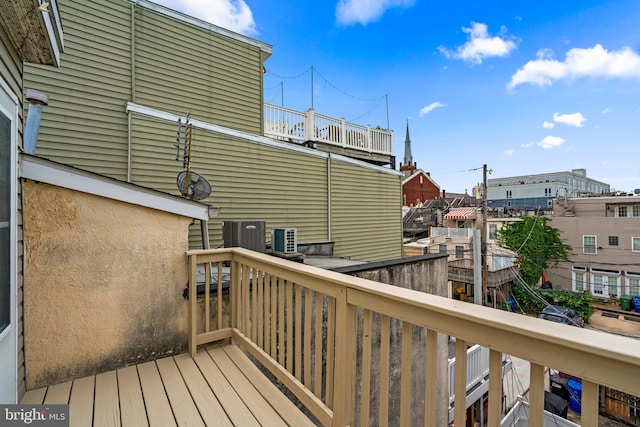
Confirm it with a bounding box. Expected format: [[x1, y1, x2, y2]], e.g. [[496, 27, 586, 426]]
[[217, 261, 223, 330], [400, 322, 412, 426], [242, 266, 250, 335], [325, 296, 336, 407], [487, 349, 503, 427], [314, 293, 323, 397], [285, 280, 294, 373], [581, 380, 599, 427], [257, 269, 264, 349], [204, 260, 210, 332], [360, 309, 372, 423], [270, 274, 277, 360], [251, 266, 258, 342], [424, 329, 437, 427], [304, 287, 312, 388], [529, 362, 545, 427], [278, 278, 286, 366], [379, 314, 390, 427], [454, 339, 468, 427], [294, 283, 303, 381]]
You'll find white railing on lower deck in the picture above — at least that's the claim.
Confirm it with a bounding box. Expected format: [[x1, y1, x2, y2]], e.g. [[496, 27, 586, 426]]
[[187, 247, 640, 427], [430, 226, 474, 239], [264, 103, 393, 156], [449, 344, 490, 404]]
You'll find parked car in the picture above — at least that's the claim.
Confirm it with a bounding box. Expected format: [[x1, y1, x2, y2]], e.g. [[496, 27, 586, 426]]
[[538, 305, 585, 327]]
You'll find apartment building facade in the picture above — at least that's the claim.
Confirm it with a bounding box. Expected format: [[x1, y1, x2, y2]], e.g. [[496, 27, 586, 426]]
[[487, 169, 610, 211], [547, 196, 640, 298]]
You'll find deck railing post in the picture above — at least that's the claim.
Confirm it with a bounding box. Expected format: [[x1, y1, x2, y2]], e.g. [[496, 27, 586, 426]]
[[305, 109, 314, 142], [188, 254, 198, 357], [340, 118, 347, 147], [366, 125, 371, 151], [332, 287, 356, 426]]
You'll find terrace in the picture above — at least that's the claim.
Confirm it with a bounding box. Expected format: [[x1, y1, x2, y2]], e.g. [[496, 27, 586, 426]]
[[22, 248, 640, 426], [264, 104, 395, 167]]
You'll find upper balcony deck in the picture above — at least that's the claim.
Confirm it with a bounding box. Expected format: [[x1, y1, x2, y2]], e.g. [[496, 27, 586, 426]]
[[264, 104, 395, 167], [20, 248, 640, 426]]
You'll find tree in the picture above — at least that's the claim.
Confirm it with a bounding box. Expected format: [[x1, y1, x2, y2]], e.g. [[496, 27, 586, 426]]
[[496, 216, 572, 288]]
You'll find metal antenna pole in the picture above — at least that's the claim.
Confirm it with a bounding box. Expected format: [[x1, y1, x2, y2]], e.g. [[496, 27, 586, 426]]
[[311, 65, 314, 109], [385, 94, 390, 130]]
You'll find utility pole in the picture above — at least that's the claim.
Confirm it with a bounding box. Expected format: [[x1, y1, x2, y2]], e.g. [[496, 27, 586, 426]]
[[481, 164, 489, 306]]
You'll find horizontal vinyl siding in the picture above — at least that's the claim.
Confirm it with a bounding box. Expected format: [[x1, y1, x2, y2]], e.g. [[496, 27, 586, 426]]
[[330, 159, 402, 262], [22, 0, 132, 180], [134, 7, 262, 133], [130, 114, 328, 248]]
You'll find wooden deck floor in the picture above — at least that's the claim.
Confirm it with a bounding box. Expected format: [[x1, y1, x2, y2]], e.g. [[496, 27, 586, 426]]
[[21, 343, 316, 427]]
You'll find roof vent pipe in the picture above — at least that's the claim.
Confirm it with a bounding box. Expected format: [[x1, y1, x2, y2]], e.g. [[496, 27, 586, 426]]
[[24, 89, 49, 154]]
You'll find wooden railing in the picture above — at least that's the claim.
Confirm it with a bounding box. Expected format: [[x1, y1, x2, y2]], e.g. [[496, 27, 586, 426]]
[[264, 104, 393, 156], [187, 247, 640, 427]]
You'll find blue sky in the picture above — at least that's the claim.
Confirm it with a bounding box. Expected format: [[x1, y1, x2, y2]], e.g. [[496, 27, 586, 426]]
[[154, 0, 640, 194]]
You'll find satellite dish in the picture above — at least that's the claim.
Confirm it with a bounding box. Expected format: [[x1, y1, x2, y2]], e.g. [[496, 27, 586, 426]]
[[635, 189, 640, 195], [176, 171, 211, 201]]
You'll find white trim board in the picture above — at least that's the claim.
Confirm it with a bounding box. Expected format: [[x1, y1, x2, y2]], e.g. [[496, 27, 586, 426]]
[[19, 155, 211, 220]]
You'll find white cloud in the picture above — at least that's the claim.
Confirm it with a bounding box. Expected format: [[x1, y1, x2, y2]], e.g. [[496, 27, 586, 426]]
[[336, 0, 415, 26], [504, 149, 514, 156], [536, 48, 553, 60], [543, 121, 555, 129], [602, 107, 612, 114], [419, 102, 446, 117], [509, 44, 640, 89], [521, 142, 534, 148], [153, 0, 257, 35], [538, 136, 565, 149], [553, 112, 586, 127], [439, 22, 517, 64]]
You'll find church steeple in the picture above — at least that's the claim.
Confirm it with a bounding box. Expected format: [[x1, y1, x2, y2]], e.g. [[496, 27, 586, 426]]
[[403, 119, 413, 166]]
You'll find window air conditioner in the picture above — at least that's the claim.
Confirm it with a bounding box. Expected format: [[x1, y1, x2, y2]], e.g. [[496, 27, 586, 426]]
[[272, 228, 297, 253]]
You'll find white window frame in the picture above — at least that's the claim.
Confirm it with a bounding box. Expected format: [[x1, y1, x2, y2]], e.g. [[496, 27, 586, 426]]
[[591, 269, 621, 297], [626, 272, 640, 297], [633, 206, 640, 217], [617, 206, 628, 217], [488, 224, 497, 240], [572, 269, 586, 292], [632, 237, 640, 253], [583, 235, 597, 255]]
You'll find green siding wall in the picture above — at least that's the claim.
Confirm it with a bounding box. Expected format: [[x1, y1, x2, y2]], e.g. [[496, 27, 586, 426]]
[[330, 160, 403, 261], [23, 0, 132, 180], [23, 0, 265, 180], [130, 115, 329, 248], [134, 8, 263, 133]]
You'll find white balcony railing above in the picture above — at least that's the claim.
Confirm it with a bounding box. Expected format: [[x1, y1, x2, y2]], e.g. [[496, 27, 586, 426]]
[[430, 227, 474, 239], [264, 104, 393, 156]]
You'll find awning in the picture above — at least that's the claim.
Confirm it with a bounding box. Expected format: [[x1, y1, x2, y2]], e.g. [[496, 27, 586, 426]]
[[444, 208, 477, 220]]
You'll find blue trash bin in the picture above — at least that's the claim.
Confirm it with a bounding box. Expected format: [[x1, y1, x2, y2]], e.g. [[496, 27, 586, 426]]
[[633, 296, 640, 313], [567, 379, 582, 413]]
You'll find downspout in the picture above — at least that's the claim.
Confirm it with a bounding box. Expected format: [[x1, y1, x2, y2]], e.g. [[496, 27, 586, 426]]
[[23, 90, 49, 154], [127, 2, 136, 182], [327, 154, 332, 241]]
